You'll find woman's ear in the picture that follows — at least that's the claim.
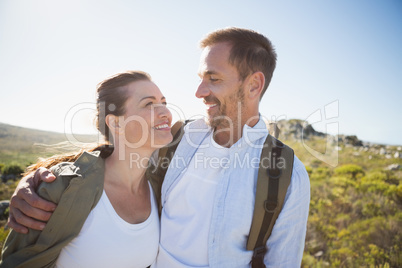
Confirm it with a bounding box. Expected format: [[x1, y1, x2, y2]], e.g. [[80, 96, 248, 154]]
[[247, 72, 265, 100], [105, 114, 123, 135]]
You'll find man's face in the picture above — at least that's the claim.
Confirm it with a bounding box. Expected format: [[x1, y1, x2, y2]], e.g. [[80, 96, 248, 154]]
[[196, 42, 245, 129]]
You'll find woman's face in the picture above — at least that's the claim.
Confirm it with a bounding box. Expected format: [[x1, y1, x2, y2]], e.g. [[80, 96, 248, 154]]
[[117, 80, 173, 150]]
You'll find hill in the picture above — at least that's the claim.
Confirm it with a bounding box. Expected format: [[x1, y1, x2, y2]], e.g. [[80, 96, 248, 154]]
[[0, 122, 99, 167], [1, 120, 401, 169], [275, 119, 402, 169]]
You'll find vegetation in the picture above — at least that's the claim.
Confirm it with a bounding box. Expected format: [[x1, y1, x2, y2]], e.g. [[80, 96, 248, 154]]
[[0, 122, 401, 266], [0, 181, 17, 252], [297, 138, 402, 267], [1, 164, 24, 176], [0, 122, 97, 253], [303, 166, 401, 267], [0, 122, 98, 166]]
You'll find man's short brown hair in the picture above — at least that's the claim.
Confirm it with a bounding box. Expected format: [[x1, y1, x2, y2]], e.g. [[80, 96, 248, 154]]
[[200, 27, 277, 99]]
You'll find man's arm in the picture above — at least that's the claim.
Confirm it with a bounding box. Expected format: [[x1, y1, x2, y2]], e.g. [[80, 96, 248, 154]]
[[7, 168, 57, 233], [264, 157, 310, 267]]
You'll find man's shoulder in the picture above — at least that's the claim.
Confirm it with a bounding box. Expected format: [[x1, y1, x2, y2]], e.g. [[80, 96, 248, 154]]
[[292, 154, 308, 177], [177, 119, 210, 147], [289, 154, 310, 198], [183, 118, 209, 131], [270, 137, 306, 176], [273, 138, 309, 190]]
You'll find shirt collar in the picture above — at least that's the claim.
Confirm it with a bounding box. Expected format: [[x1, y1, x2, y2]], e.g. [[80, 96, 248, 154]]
[[190, 116, 269, 146], [241, 115, 269, 145]]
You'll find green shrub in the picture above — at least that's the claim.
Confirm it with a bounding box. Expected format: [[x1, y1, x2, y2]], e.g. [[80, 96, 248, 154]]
[[2, 164, 24, 176], [0, 228, 10, 251], [330, 247, 357, 266], [365, 171, 388, 181], [311, 167, 332, 181], [334, 164, 364, 179], [306, 160, 401, 267], [305, 166, 313, 176]]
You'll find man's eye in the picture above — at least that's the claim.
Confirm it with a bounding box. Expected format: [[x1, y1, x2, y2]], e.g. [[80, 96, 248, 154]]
[[162, 102, 168, 106], [146, 102, 153, 106], [210, 78, 218, 82]]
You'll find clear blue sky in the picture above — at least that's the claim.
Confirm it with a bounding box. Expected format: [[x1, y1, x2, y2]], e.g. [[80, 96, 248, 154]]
[[1, 0, 401, 145]]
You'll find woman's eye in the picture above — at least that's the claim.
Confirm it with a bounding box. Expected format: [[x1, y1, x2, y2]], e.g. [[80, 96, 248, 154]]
[[145, 101, 167, 106]]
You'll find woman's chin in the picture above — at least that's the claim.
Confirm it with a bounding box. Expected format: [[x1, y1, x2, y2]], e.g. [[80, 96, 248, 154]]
[[152, 135, 173, 149]]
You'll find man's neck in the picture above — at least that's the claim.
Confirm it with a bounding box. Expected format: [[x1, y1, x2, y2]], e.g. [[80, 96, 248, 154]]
[[213, 115, 260, 148]]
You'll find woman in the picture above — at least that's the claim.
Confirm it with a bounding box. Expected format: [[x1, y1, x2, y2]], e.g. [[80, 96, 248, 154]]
[[1, 71, 173, 267]]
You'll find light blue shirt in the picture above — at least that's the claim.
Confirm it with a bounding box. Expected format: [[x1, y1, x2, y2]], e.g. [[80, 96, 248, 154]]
[[159, 118, 310, 267]]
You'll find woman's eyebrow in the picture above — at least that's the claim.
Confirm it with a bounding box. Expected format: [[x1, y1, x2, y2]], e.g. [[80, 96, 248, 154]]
[[140, 96, 166, 102]]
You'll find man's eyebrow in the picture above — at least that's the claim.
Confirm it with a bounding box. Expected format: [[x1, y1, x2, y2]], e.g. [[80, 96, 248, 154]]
[[198, 70, 218, 77], [140, 96, 166, 102]]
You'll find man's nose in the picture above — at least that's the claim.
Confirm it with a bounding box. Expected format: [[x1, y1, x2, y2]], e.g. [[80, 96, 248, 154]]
[[195, 80, 210, 99]]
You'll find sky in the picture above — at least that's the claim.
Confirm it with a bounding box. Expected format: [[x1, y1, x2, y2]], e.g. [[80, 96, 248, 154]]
[[0, 0, 401, 145]]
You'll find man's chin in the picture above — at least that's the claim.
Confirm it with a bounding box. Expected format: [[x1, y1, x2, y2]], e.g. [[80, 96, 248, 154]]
[[205, 114, 225, 129], [205, 116, 216, 128]]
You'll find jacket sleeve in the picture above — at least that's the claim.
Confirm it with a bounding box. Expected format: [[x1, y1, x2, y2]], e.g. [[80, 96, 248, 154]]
[[264, 157, 311, 267], [0, 163, 74, 268]]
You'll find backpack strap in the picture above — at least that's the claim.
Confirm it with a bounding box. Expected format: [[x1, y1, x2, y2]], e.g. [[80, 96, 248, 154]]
[[158, 120, 186, 164], [147, 120, 187, 214], [268, 122, 280, 139], [247, 134, 294, 267]]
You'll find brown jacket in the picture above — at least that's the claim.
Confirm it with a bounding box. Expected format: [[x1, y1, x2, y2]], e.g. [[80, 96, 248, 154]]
[[0, 151, 161, 268]]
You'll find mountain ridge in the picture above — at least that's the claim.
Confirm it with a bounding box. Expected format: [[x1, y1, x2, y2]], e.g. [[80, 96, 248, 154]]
[[0, 122, 99, 166], [1, 120, 401, 168]]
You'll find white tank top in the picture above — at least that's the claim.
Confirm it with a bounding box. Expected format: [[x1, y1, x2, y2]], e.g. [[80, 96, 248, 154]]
[[56, 182, 159, 268]]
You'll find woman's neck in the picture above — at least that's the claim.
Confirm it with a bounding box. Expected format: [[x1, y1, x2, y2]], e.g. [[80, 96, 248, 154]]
[[103, 147, 153, 194]]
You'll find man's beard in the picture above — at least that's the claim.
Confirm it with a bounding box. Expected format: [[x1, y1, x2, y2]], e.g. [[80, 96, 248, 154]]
[[206, 86, 245, 129]]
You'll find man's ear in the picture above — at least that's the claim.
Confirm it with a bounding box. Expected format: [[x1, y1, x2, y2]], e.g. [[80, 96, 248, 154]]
[[247, 72, 265, 100], [105, 114, 123, 135]]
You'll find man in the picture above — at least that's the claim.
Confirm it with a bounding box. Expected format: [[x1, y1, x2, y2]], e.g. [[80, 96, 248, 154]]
[[7, 28, 310, 267]]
